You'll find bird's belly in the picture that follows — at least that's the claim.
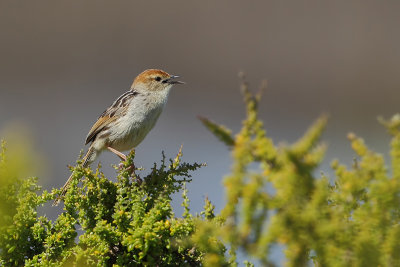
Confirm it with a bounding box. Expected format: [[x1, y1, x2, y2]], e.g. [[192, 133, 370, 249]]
[[108, 106, 162, 152]]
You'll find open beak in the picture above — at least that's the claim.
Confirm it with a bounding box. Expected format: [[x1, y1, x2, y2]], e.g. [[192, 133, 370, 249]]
[[165, 75, 185, 85]]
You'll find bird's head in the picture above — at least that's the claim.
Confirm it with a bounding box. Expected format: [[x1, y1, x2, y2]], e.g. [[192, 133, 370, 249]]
[[131, 69, 184, 92]]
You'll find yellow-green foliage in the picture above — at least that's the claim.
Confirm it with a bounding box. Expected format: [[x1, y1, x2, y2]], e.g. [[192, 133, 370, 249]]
[[196, 79, 400, 267], [0, 146, 205, 266], [1, 78, 400, 266]]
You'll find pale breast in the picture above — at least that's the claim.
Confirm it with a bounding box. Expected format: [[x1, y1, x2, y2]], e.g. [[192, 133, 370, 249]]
[[107, 91, 167, 151]]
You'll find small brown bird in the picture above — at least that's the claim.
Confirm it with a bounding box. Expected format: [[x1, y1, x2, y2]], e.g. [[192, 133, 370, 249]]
[[53, 69, 184, 206]]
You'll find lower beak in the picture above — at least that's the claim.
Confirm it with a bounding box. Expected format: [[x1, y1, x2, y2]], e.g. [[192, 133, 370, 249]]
[[167, 75, 185, 85]]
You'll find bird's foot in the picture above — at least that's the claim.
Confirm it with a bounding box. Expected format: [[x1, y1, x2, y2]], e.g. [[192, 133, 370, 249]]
[[108, 147, 141, 184], [118, 161, 142, 184]]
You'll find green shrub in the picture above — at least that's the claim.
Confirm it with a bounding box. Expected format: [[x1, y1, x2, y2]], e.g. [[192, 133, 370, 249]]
[[195, 79, 400, 267], [1, 77, 400, 266], [0, 146, 205, 266]]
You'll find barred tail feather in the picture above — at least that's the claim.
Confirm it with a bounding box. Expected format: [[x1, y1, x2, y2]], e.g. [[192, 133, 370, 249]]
[[82, 145, 96, 168], [52, 146, 97, 206]]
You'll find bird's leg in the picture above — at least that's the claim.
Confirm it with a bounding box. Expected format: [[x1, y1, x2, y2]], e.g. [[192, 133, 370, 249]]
[[107, 147, 140, 182], [107, 146, 127, 161]]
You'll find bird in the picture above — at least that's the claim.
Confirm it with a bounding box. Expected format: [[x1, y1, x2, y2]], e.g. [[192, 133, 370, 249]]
[[53, 69, 184, 206]]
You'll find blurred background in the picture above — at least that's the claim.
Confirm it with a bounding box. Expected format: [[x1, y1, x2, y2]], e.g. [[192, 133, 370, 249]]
[[1, 0, 400, 241]]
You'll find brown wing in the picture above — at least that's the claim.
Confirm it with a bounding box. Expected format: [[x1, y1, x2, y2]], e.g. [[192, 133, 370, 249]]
[[85, 90, 138, 145], [85, 115, 117, 145]]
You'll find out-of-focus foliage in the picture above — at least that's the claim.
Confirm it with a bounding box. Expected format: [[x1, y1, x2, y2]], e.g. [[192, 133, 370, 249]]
[[2, 78, 400, 266], [197, 78, 400, 266]]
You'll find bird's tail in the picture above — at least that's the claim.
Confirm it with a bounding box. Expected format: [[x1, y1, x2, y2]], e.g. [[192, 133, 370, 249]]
[[52, 146, 97, 206]]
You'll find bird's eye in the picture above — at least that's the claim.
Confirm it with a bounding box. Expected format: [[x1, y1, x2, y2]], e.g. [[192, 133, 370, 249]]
[[155, 76, 162, 82]]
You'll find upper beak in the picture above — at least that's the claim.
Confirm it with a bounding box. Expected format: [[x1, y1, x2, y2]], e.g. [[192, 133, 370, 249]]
[[166, 75, 185, 85]]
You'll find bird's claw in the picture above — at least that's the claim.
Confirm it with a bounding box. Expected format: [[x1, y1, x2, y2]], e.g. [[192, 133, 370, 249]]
[[119, 162, 142, 185]]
